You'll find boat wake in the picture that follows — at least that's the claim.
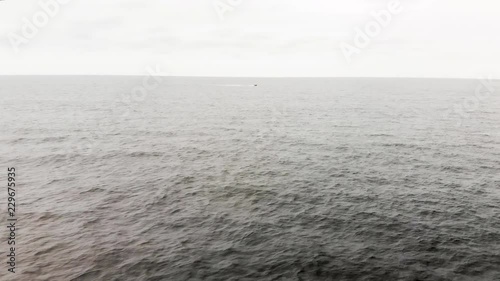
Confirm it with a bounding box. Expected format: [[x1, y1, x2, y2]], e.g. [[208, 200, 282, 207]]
[[213, 84, 257, 87]]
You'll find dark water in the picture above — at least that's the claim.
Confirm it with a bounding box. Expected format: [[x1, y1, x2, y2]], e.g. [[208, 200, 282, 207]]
[[1, 77, 499, 281]]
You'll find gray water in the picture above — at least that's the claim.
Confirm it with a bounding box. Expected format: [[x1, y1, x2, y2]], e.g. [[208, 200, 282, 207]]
[[1, 77, 499, 281]]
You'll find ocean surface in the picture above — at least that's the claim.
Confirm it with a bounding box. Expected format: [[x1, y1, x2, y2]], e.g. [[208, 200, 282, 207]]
[[1, 76, 499, 281]]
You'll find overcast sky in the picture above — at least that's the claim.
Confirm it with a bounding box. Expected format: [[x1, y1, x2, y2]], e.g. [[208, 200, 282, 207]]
[[0, 0, 499, 77]]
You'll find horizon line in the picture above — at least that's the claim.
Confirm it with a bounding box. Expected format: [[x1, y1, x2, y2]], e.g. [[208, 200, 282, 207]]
[[0, 75, 497, 80]]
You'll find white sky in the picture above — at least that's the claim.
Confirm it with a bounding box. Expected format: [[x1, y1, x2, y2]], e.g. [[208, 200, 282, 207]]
[[0, 0, 499, 77]]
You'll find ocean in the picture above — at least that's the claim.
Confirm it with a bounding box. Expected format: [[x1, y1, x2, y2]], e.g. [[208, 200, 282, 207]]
[[1, 76, 499, 280]]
